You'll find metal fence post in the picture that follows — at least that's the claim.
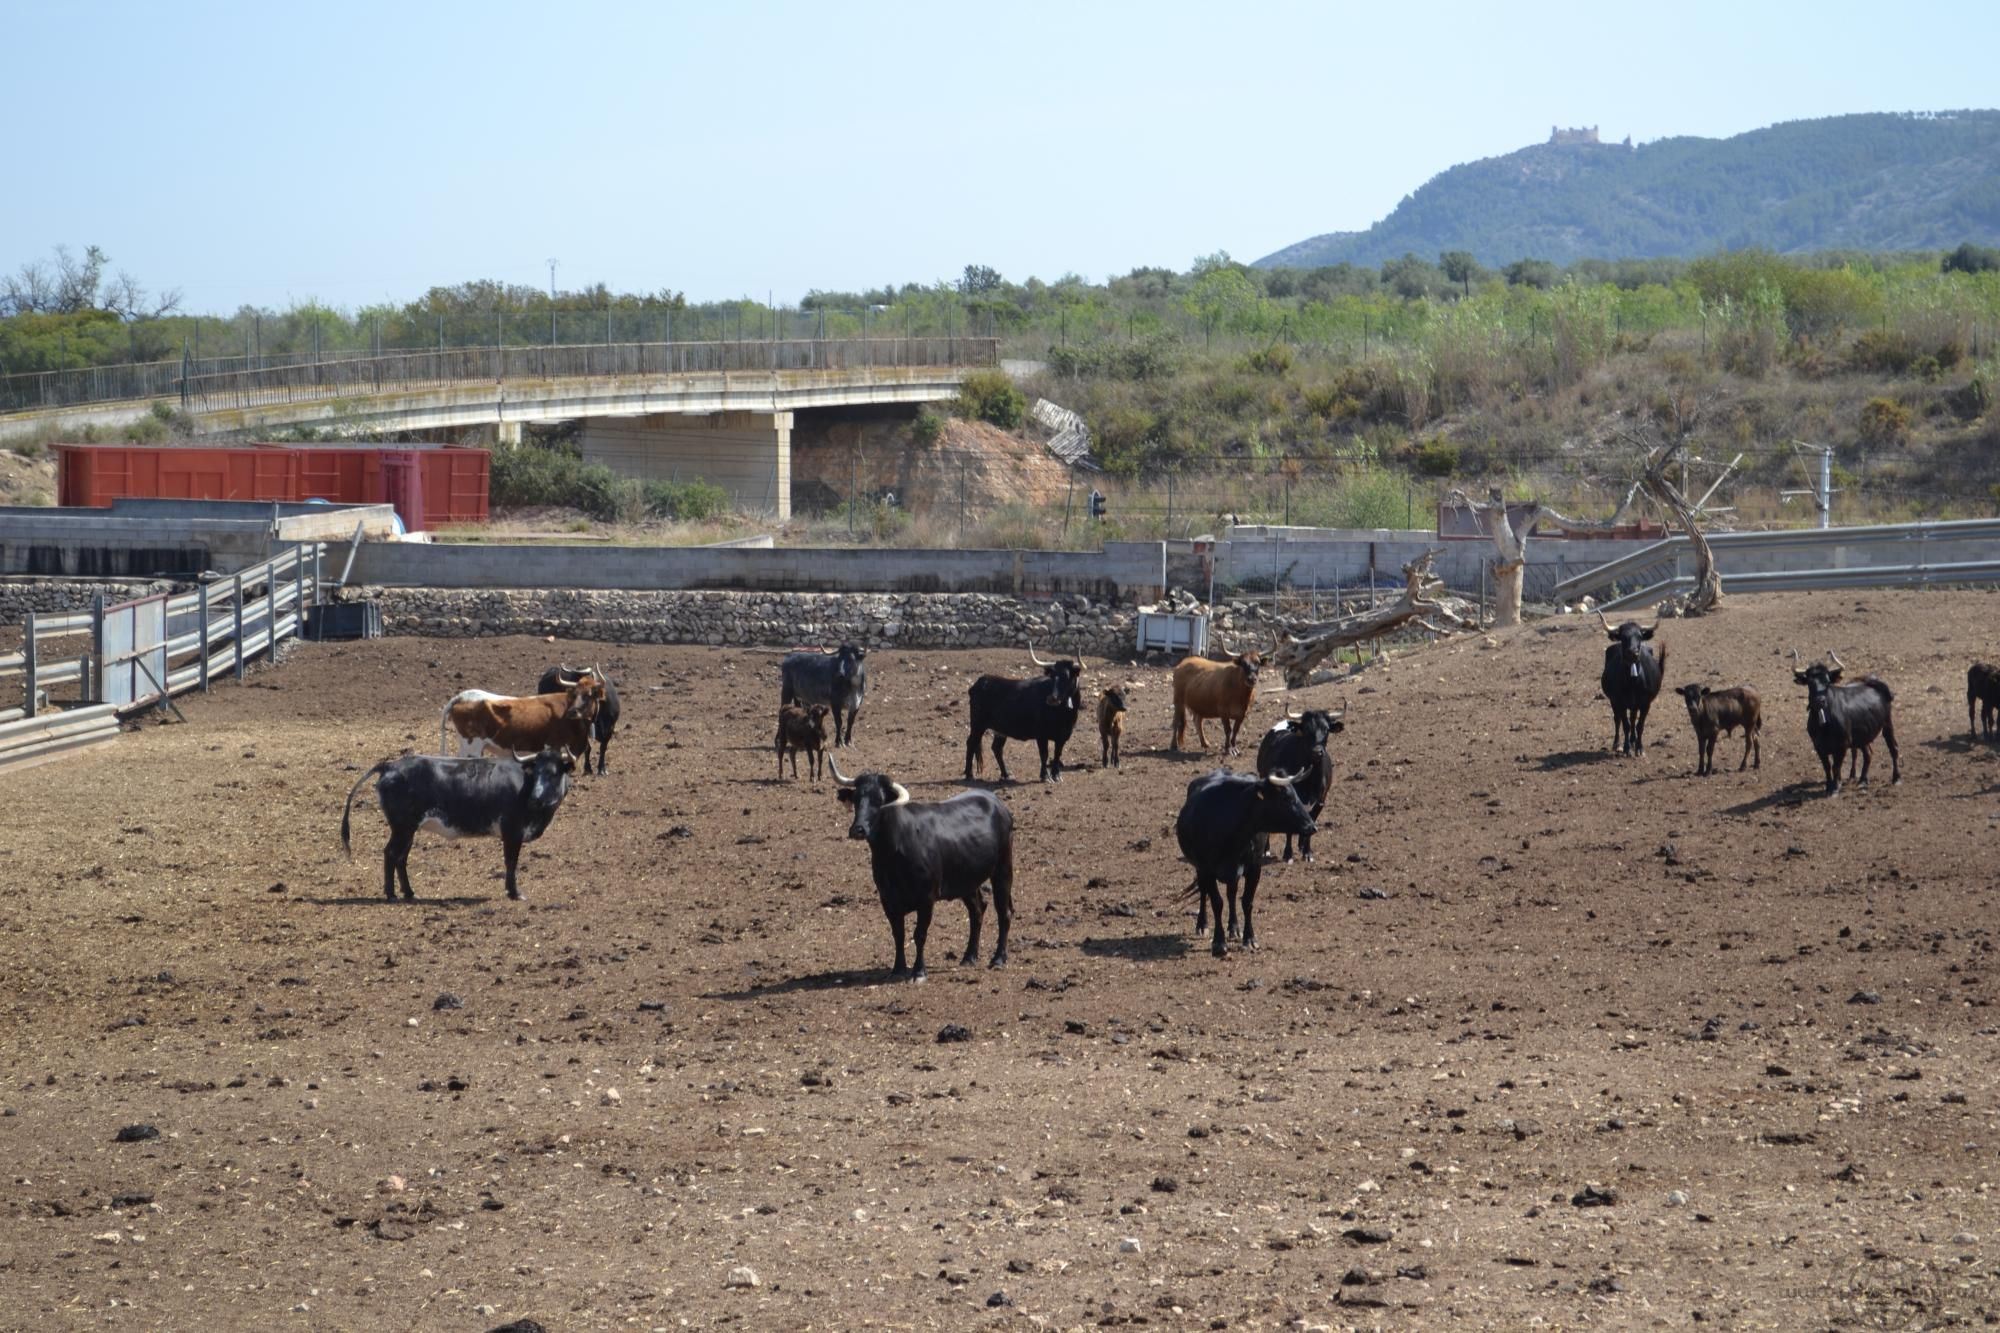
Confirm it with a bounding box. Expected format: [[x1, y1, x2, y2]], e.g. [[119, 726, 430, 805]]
[[23, 615, 36, 719], [265, 563, 278, 664], [91, 594, 105, 703], [233, 573, 246, 682], [292, 545, 305, 643], [197, 582, 211, 692]]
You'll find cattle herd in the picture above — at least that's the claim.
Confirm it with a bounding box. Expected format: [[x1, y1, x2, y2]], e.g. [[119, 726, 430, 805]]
[[334, 621, 2000, 976]]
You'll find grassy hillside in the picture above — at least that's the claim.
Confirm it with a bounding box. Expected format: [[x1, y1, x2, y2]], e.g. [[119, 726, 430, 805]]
[[1258, 111, 2000, 269]]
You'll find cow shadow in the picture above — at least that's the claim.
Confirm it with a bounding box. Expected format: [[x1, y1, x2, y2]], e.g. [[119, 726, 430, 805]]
[[1080, 932, 1191, 962], [1921, 735, 1988, 756], [1534, 749, 1619, 772], [1719, 782, 1821, 816], [301, 894, 492, 908], [1140, 748, 1247, 767], [703, 966, 899, 1000]]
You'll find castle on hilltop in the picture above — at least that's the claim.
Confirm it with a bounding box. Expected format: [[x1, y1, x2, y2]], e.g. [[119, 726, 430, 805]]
[[1550, 124, 1634, 149]]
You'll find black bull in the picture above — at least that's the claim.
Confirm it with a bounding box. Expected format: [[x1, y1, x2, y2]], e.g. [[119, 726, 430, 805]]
[[964, 651, 1083, 783], [1793, 651, 1899, 795], [1598, 613, 1666, 756], [831, 758, 1014, 980], [1174, 769, 1317, 959], [538, 665, 620, 774], [780, 645, 867, 747], [1253, 709, 1344, 862]]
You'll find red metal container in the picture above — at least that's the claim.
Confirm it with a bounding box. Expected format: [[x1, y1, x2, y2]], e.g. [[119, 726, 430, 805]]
[[55, 444, 489, 530]]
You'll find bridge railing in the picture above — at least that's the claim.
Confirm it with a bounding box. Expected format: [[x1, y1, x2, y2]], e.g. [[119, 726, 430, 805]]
[[0, 337, 1000, 416]]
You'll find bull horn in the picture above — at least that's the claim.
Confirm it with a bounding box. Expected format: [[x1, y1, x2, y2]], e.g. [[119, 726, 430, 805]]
[[1788, 648, 1802, 667], [555, 674, 579, 688], [1028, 641, 1055, 667], [1265, 769, 1300, 788], [1827, 648, 1846, 672], [1594, 608, 1613, 633], [885, 782, 912, 808], [826, 755, 857, 788]]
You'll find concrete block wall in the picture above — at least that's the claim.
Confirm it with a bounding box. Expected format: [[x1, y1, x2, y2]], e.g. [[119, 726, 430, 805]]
[[580, 411, 792, 520], [347, 540, 1168, 601]]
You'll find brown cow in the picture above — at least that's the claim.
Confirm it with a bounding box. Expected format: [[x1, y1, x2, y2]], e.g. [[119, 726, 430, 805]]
[[441, 672, 603, 764], [1171, 636, 1267, 756], [776, 702, 832, 781], [1676, 683, 1762, 776]]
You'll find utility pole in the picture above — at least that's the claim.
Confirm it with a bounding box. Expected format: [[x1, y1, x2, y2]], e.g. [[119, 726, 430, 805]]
[[548, 258, 559, 345]]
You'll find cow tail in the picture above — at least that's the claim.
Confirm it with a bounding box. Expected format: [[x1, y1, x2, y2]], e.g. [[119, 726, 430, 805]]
[[439, 693, 459, 756], [339, 760, 394, 858], [1656, 642, 1668, 678], [1868, 677, 1894, 705]]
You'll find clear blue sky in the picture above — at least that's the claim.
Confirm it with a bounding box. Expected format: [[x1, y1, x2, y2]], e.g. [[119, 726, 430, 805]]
[[4, 0, 1996, 314]]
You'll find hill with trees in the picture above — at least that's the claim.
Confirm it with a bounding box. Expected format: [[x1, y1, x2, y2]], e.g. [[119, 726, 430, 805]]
[[1258, 112, 2000, 270]]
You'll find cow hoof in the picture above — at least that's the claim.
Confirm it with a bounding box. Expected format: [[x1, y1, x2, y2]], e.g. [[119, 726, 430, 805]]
[[988, 954, 1008, 969], [1210, 943, 1228, 960], [908, 971, 928, 984]]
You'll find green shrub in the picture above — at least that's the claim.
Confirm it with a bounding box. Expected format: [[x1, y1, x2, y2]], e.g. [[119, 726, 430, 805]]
[[641, 477, 731, 521], [1946, 376, 1991, 422], [1243, 343, 1293, 376], [953, 369, 1026, 428], [1858, 396, 1913, 445], [1849, 329, 1918, 375], [122, 414, 167, 443], [1412, 436, 1460, 477], [911, 409, 945, 448]]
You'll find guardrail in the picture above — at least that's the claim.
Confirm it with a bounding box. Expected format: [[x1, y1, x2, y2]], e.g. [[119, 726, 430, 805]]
[[0, 543, 324, 772], [0, 337, 1001, 416], [1556, 518, 2000, 606], [1600, 558, 2000, 611]]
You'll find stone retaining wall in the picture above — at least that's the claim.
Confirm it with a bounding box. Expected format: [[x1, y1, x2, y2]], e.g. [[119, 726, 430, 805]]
[[362, 587, 1137, 656], [0, 578, 169, 625]]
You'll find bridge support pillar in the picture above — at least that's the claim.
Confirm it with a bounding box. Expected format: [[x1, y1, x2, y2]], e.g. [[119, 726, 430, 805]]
[[493, 420, 522, 447], [579, 410, 792, 521]]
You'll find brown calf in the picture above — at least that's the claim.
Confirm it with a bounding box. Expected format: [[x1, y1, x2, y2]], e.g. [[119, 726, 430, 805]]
[[1676, 683, 1761, 776], [776, 703, 832, 781], [442, 672, 603, 763], [1096, 687, 1127, 769]]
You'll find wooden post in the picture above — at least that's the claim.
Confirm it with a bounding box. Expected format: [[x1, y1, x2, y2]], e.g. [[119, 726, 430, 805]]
[[197, 582, 211, 692], [233, 573, 246, 682]]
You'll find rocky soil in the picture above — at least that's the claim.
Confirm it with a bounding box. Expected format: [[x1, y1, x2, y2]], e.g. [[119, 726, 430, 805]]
[[2, 590, 1998, 1329]]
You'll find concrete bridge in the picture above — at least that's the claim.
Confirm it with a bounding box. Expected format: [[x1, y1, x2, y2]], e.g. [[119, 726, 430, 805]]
[[0, 337, 997, 520]]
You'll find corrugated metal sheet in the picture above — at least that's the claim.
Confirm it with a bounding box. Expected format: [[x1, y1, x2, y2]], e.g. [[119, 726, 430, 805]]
[[55, 444, 488, 530]]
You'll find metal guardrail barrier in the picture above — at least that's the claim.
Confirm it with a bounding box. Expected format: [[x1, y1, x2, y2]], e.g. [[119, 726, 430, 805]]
[[1600, 558, 2000, 611], [0, 337, 1001, 416], [0, 543, 325, 773], [1557, 518, 2000, 604]]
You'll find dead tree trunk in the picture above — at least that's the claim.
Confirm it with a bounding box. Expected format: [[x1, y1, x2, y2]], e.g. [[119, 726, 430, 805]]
[[1444, 489, 1543, 629], [1637, 439, 1723, 616], [1268, 549, 1467, 688]]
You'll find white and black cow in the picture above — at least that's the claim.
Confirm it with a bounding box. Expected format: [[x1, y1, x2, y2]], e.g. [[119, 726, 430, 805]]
[[339, 748, 576, 901]]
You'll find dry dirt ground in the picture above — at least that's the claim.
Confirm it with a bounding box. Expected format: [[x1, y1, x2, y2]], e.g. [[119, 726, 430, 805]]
[[4, 591, 2000, 1331]]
